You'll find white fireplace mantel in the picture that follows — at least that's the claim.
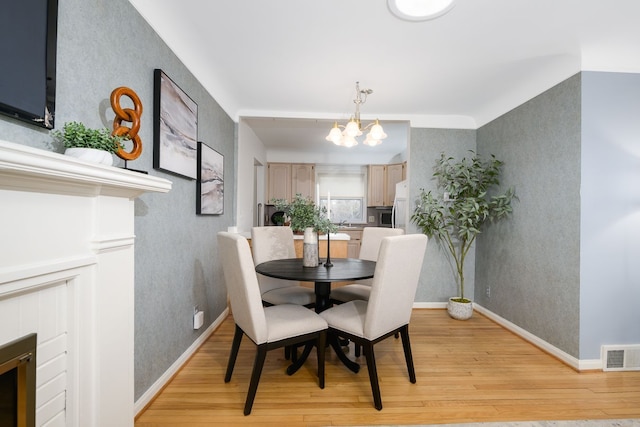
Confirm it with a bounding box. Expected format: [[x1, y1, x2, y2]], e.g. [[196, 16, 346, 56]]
[[0, 140, 171, 426]]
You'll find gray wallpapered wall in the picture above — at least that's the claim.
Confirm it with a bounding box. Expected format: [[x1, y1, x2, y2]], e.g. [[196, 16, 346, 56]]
[[408, 128, 477, 303], [475, 74, 582, 358], [0, 0, 236, 399]]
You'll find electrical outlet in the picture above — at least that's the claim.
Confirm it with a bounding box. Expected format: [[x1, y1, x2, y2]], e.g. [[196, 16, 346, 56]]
[[485, 287, 490, 298], [193, 310, 204, 330], [368, 215, 375, 223]]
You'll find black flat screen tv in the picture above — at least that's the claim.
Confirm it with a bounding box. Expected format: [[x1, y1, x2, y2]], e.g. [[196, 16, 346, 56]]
[[0, 0, 58, 129]]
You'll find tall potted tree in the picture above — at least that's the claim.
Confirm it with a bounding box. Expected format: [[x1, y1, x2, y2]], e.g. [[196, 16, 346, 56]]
[[411, 151, 515, 320]]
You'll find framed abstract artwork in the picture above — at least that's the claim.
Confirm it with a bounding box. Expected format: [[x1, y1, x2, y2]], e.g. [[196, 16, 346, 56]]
[[197, 142, 224, 215], [153, 69, 198, 179]]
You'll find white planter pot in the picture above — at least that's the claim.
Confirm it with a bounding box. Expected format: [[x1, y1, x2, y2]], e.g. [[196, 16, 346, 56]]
[[447, 297, 473, 320], [64, 147, 113, 166]]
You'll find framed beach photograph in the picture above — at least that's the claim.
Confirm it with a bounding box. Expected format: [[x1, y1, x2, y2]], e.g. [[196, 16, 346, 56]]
[[153, 69, 198, 179], [197, 142, 224, 215]]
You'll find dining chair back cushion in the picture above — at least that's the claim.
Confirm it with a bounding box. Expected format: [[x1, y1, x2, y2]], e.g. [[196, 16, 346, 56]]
[[329, 227, 405, 302], [218, 232, 269, 343], [358, 227, 405, 261], [252, 226, 297, 264], [252, 226, 300, 294], [365, 234, 427, 338], [251, 226, 316, 306]]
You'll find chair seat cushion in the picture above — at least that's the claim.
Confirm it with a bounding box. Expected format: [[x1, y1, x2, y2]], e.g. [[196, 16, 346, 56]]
[[264, 304, 327, 343], [261, 286, 316, 306], [330, 284, 372, 302], [319, 300, 368, 338]]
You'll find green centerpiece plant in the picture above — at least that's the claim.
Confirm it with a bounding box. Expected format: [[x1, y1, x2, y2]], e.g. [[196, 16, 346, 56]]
[[273, 194, 317, 233], [273, 193, 338, 234], [411, 151, 515, 319]]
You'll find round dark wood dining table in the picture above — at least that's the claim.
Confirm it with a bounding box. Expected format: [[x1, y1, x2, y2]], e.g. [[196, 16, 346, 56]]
[[255, 257, 376, 373], [255, 257, 376, 313]]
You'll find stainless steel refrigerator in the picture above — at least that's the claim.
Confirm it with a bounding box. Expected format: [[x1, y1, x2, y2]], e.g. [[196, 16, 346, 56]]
[[392, 180, 409, 231]]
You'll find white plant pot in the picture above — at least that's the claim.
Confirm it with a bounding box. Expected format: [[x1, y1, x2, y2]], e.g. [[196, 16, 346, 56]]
[[447, 297, 473, 320], [64, 147, 113, 166]]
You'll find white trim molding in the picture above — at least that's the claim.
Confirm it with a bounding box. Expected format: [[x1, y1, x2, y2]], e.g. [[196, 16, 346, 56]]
[[134, 307, 229, 416], [412, 302, 602, 371], [473, 304, 602, 371]]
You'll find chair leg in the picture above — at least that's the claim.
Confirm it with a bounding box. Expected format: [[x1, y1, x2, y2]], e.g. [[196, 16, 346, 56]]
[[316, 330, 326, 389], [355, 343, 361, 357], [363, 341, 382, 410], [225, 325, 244, 383], [244, 343, 268, 415], [399, 325, 416, 383]]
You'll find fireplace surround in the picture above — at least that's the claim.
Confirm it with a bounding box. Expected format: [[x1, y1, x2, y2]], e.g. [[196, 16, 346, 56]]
[[0, 140, 171, 426]]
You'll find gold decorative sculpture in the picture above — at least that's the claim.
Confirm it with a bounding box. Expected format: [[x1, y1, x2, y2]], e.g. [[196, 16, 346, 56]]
[[110, 86, 143, 161]]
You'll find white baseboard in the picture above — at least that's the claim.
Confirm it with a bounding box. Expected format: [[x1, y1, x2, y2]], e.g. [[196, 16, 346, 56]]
[[413, 302, 602, 371], [413, 301, 447, 309], [472, 304, 602, 371], [134, 307, 230, 416]]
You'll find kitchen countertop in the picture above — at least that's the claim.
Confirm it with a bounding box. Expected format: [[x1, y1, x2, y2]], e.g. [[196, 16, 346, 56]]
[[239, 231, 351, 240]]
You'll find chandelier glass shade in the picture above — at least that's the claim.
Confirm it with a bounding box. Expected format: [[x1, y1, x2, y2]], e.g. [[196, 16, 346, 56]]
[[326, 82, 387, 147]]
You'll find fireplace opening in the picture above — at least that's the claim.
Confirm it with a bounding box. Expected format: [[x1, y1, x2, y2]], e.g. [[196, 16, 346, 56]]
[[0, 333, 37, 427]]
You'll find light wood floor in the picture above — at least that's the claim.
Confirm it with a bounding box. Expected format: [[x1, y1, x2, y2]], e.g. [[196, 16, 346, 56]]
[[135, 309, 640, 426]]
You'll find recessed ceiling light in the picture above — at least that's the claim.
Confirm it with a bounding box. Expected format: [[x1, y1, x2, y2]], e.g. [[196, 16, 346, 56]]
[[387, 0, 456, 22]]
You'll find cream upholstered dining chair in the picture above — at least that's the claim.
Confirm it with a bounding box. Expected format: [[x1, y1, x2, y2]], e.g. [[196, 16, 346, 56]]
[[319, 234, 428, 410], [330, 227, 405, 303], [251, 226, 316, 307], [217, 232, 327, 415]]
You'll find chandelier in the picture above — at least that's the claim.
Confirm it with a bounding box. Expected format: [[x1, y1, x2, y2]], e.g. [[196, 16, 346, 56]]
[[325, 82, 387, 147]]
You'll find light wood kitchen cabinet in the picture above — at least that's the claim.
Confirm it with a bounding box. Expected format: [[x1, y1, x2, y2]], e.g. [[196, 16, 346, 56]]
[[368, 165, 386, 206], [267, 163, 315, 202], [341, 229, 363, 258], [291, 163, 315, 200], [267, 163, 291, 201], [368, 162, 405, 206]]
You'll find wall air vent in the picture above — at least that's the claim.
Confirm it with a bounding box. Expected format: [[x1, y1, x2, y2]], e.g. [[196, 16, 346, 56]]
[[602, 345, 640, 371]]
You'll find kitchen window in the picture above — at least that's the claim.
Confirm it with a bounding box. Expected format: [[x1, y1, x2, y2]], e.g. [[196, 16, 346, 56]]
[[316, 165, 367, 224]]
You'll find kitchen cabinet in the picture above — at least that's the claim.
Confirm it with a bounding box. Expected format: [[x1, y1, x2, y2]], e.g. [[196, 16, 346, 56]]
[[267, 163, 291, 201], [267, 163, 315, 202], [246, 237, 347, 259], [291, 163, 315, 200], [368, 165, 386, 207], [368, 162, 405, 206], [341, 229, 363, 258]]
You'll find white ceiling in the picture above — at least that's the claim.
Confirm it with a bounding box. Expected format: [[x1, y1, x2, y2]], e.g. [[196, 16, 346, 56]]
[[128, 0, 640, 155]]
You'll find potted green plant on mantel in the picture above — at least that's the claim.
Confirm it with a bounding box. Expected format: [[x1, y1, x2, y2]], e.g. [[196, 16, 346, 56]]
[[51, 121, 126, 166], [411, 151, 516, 320]]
